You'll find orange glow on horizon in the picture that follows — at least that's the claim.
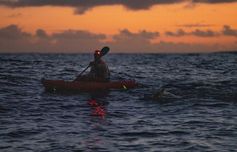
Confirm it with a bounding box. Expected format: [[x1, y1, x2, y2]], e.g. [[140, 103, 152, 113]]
[[0, 2, 237, 52], [0, 3, 237, 34]]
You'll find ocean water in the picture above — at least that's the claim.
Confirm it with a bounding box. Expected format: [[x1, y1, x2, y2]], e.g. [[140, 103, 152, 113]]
[[0, 53, 237, 151]]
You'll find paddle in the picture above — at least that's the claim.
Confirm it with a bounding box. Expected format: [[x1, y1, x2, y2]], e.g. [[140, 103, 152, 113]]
[[77, 46, 110, 77]]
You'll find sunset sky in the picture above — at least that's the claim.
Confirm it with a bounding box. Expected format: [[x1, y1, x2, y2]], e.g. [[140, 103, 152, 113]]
[[0, 0, 237, 53]]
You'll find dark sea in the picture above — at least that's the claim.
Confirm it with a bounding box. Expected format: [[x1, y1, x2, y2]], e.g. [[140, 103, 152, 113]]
[[0, 53, 237, 152]]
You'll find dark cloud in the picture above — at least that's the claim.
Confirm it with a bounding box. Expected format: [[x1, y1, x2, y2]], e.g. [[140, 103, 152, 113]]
[[177, 23, 213, 28], [0, 24, 31, 39], [0, 0, 184, 8], [0, 0, 236, 12], [52, 30, 106, 40], [50, 30, 107, 52], [114, 29, 159, 40], [36, 29, 48, 38], [0, 25, 160, 53], [222, 25, 237, 37], [108, 29, 235, 53], [151, 41, 223, 53], [191, 29, 217, 37], [0, 24, 106, 52], [110, 33, 229, 53], [109, 29, 160, 52], [0, 0, 184, 14], [0, 24, 236, 53], [165, 28, 218, 37], [192, 0, 237, 3], [0, 0, 236, 14], [165, 29, 186, 37]]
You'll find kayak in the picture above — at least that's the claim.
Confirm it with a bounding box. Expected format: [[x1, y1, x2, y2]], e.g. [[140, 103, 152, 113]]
[[42, 79, 138, 92]]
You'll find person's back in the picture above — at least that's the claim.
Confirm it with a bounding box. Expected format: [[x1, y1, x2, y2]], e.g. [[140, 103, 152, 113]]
[[89, 58, 110, 82], [75, 49, 110, 82]]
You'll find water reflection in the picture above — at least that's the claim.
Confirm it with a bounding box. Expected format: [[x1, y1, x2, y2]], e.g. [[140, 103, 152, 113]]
[[88, 99, 106, 118], [87, 91, 110, 118]]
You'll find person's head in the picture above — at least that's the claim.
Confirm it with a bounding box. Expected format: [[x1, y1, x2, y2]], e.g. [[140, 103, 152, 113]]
[[94, 50, 101, 61]]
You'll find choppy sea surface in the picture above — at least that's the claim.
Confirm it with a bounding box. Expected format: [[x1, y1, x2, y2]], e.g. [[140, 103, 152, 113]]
[[0, 52, 237, 152]]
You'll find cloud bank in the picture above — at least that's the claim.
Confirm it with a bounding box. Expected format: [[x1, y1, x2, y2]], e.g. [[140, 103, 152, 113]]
[[166, 26, 237, 37], [192, 0, 237, 4], [165, 29, 219, 37], [0, 24, 236, 53], [0, 25, 106, 52], [0, 0, 237, 14]]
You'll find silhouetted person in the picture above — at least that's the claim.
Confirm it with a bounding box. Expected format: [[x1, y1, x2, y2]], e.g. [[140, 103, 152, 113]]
[[75, 50, 110, 82]]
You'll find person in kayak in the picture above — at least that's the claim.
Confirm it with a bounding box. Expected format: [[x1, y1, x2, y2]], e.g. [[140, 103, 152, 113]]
[[75, 50, 110, 82]]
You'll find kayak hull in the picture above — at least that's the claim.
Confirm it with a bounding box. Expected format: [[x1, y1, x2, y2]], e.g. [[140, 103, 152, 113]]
[[42, 79, 138, 92]]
